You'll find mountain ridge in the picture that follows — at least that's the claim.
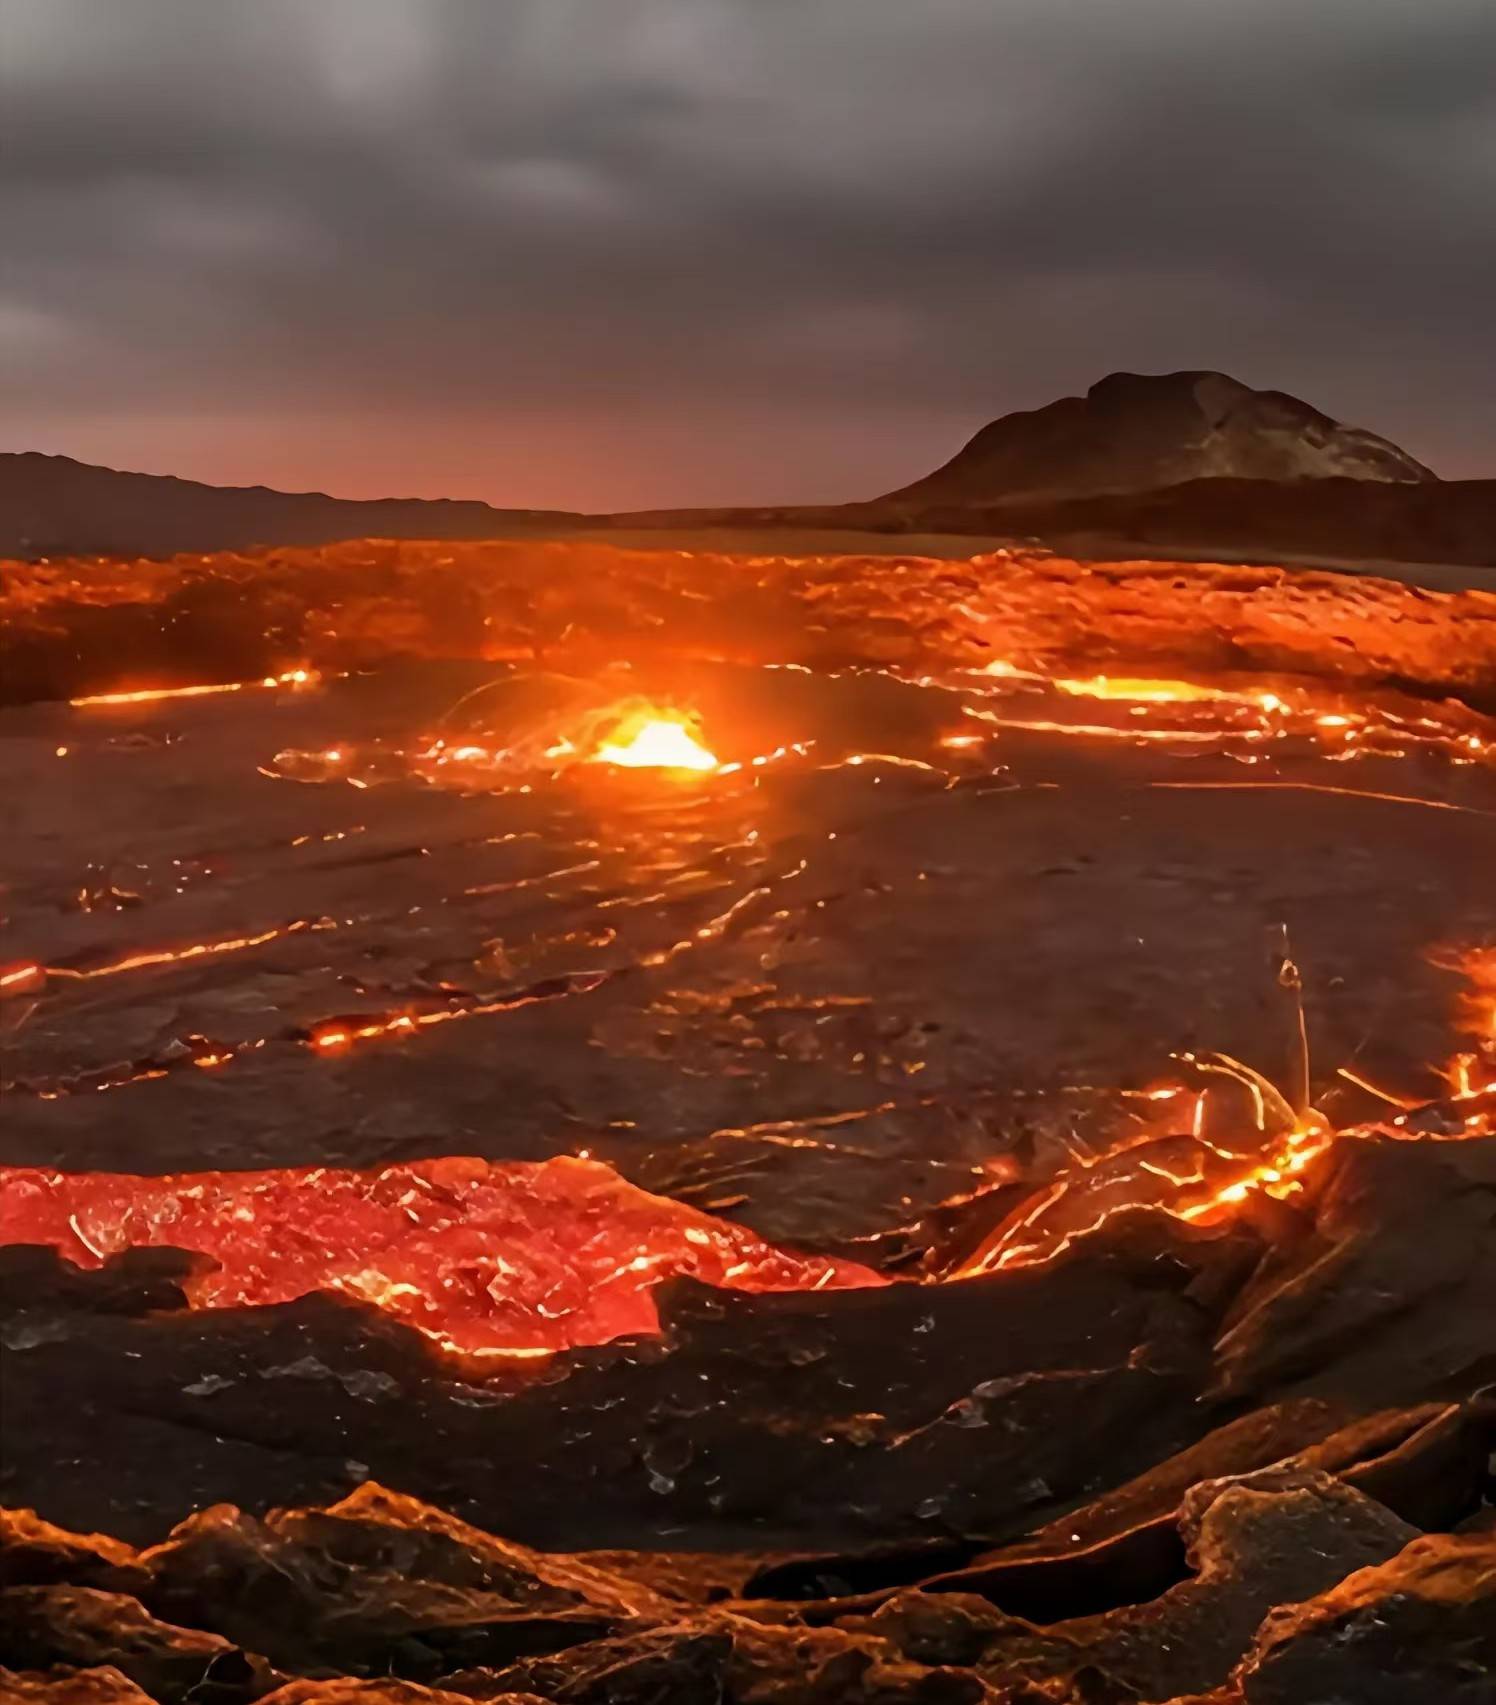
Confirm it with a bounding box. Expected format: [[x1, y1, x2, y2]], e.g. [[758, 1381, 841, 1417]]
[[0, 450, 591, 561], [7, 371, 1484, 566]]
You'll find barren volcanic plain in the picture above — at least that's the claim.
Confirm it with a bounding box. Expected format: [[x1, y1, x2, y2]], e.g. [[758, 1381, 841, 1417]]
[[2, 517, 1495, 1702]]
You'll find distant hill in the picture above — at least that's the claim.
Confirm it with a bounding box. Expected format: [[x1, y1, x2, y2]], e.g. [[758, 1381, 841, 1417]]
[[0, 452, 591, 561], [877, 370, 1435, 510]]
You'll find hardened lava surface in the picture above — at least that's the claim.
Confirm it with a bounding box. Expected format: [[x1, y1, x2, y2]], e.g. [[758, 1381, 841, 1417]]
[[2, 539, 1495, 1703], [2, 643, 1492, 1221]]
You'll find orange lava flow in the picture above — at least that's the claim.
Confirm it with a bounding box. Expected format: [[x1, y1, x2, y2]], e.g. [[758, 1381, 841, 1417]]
[[1432, 943, 1496, 1101], [66, 668, 320, 708], [950, 1085, 1496, 1280], [259, 662, 1495, 806], [0, 1156, 881, 1360], [0, 961, 44, 995], [958, 665, 1495, 769], [43, 923, 321, 983], [1053, 675, 1275, 706], [952, 1104, 1336, 1278], [947, 965, 1496, 1279]]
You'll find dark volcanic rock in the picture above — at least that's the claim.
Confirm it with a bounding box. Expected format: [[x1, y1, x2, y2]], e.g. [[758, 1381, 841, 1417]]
[[722, 1617, 994, 1704], [1326, 1393, 1496, 1533], [1210, 1135, 1496, 1408], [467, 1617, 997, 1705], [454, 1626, 734, 1704], [902, 475, 1496, 570], [0, 1509, 144, 1595], [258, 1685, 547, 1705], [746, 1399, 1362, 1610], [1, 1476, 1490, 1705], [0, 1246, 204, 1319], [0, 1670, 159, 1703], [879, 371, 1434, 510], [0, 1584, 275, 1703], [1238, 1531, 1496, 1705], [925, 1392, 1495, 1622], [742, 1137, 1496, 1614], [858, 1471, 1416, 1701], [135, 1490, 655, 1679], [0, 1213, 1258, 1550]]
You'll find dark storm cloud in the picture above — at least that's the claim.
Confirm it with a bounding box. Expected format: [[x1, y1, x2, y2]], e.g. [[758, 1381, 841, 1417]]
[[2, 0, 1493, 507]]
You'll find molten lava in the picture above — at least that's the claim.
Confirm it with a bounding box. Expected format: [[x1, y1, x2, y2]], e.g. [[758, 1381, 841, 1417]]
[[0, 962, 43, 994], [1435, 943, 1496, 1101], [0, 1155, 880, 1359], [68, 669, 318, 708], [9, 569, 1496, 1379], [958, 666, 1495, 767], [588, 712, 719, 772]]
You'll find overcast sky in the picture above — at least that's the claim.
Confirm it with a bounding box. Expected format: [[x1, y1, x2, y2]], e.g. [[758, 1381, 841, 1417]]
[[2, 0, 1492, 508]]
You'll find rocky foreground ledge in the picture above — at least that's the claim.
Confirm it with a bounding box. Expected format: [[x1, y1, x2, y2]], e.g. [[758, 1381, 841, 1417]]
[[1, 1439, 1491, 1703], [3, 1134, 1493, 1703]]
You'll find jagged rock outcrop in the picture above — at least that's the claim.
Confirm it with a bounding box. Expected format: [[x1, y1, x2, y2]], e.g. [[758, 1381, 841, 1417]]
[[0, 1670, 158, 1703], [849, 1470, 1418, 1701], [1238, 1531, 1496, 1704], [0, 1585, 275, 1702], [4, 1475, 1491, 1704], [132, 1488, 670, 1680]]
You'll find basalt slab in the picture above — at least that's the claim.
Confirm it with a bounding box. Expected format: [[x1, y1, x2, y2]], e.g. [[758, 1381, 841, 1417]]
[[1237, 1531, 1496, 1705]]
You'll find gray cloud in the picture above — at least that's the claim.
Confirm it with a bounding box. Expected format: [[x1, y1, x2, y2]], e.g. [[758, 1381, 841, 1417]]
[[2, 0, 1492, 507]]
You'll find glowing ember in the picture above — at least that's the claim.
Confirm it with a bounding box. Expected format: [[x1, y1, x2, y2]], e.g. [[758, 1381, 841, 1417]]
[[0, 1156, 880, 1359], [589, 713, 719, 772]]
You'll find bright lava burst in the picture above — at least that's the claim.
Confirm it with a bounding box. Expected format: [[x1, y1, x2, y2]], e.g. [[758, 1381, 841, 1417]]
[[588, 712, 719, 772]]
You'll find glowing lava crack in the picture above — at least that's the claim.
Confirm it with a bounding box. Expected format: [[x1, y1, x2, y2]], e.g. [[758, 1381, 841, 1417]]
[[0, 1155, 880, 1360]]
